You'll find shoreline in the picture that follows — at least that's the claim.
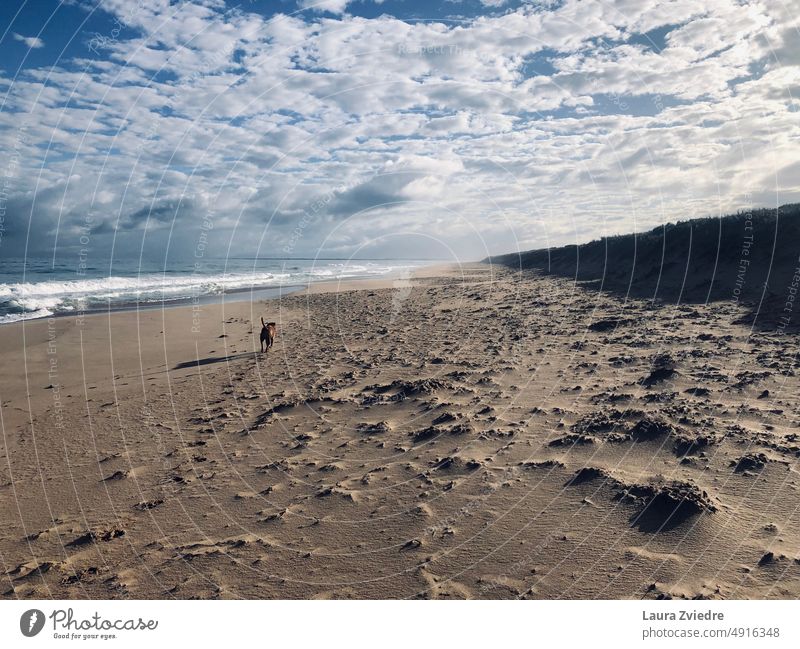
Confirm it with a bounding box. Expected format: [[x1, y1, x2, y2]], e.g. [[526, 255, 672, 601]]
[[0, 263, 451, 327], [0, 283, 307, 327], [0, 263, 454, 435]]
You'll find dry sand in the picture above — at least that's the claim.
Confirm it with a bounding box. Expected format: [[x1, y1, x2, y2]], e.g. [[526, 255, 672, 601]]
[[1, 263, 800, 599]]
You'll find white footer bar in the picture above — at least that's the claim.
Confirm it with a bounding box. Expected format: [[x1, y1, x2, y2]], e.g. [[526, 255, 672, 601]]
[[1, 600, 797, 648]]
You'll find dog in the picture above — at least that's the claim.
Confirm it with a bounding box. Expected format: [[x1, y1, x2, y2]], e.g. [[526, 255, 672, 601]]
[[259, 317, 276, 352]]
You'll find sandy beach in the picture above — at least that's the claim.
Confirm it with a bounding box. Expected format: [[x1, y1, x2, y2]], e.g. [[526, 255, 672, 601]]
[[1, 262, 799, 600]]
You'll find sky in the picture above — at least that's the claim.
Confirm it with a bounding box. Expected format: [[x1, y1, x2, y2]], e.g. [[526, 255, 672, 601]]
[[0, 0, 798, 263]]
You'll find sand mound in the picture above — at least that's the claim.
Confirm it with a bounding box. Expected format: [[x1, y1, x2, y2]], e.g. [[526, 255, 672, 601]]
[[630, 415, 677, 441], [615, 480, 717, 531], [731, 453, 768, 473]]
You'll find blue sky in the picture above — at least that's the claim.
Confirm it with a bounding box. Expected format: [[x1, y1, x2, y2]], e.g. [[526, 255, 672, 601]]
[[0, 0, 798, 262]]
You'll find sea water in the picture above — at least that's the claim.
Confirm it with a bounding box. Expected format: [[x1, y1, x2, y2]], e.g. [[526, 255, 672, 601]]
[[0, 256, 424, 324]]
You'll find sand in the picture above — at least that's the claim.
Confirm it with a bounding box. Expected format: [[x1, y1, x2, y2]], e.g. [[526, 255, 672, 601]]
[[1, 263, 800, 599]]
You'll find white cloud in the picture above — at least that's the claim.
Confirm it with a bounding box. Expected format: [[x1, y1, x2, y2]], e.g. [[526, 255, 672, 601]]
[[12, 33, 44, 49], [0, 0, 797, 260], [297, 0, 352, 14]]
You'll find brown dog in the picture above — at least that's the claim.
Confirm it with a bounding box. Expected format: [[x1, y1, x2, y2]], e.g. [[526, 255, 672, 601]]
[[260, 317, 276, 352]]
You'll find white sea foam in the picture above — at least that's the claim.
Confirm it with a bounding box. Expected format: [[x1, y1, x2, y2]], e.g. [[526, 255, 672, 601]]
[[0, 262, 412, 324]]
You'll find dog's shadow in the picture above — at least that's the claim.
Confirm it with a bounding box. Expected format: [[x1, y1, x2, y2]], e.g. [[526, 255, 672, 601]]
[[172, 352, 258, 370]]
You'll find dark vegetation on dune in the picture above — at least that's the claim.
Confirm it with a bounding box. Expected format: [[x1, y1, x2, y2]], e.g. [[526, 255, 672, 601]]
[[485, 204, 800, 329]]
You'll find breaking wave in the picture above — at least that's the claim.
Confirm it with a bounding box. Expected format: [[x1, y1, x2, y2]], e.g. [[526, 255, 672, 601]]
[[0, 262, 413, 324]]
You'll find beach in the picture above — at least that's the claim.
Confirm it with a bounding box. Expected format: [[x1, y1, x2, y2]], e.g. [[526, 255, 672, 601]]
[[2, 263, 799, 599]]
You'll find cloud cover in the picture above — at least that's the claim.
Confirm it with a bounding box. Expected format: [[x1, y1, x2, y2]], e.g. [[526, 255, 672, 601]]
[[0, 0, 798, 262], [12, 32, 45, 49]]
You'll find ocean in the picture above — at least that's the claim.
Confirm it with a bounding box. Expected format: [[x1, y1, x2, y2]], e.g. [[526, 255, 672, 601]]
[[0, 257, 425, 324]]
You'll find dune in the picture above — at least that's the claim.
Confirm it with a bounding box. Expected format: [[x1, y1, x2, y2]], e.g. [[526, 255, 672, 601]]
[[486, 203, 800, 330]]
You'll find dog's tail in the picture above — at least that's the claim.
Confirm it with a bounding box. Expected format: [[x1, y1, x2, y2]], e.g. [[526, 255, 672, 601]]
[[261, 317, 265, 327]]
